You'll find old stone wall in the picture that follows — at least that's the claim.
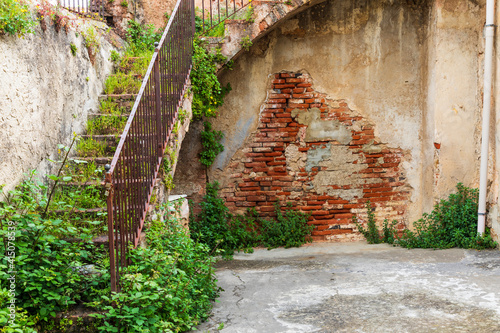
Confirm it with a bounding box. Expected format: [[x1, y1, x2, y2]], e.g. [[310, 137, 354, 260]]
[[0, 21, 116, 193]]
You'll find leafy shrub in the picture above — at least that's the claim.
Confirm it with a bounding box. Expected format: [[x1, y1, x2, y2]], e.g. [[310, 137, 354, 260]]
[[260, 202, 313, 249], [355, 184, 498, 250], [190, 38, 231, 119], [190, 182, 315, 256], [0, 173, 109, 328], [200, 121, 224, 167], [91, 206, 219, 332], [126, 20, 161, 53], [397, 183, 497, 249], [0, 0, 36, 36]]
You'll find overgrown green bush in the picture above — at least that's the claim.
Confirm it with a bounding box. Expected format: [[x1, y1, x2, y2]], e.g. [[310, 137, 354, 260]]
[[1, 170, 219, 332], [190, 38, 231, 119], [91, 204, 219, 332], [0, 172, 109, 330], [355, 184, 498, 250], [126, 20, 161, 53], [200, 121, 224, 167], [0, 0, 36, 36], [397, 183, 497, 249], [260, 202, 313, 249], [190, 182, 315, 256]]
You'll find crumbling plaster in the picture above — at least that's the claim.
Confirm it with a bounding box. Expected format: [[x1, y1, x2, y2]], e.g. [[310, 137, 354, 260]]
[[204, 0, 486, 226], [0, 22, 116, 193]]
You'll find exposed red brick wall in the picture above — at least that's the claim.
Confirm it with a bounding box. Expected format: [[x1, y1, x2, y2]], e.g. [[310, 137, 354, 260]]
[[216, 72, 410, 242]]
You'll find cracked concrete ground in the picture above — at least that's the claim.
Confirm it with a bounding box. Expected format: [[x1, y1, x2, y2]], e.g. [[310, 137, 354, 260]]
[[192, 242, 500, 333]]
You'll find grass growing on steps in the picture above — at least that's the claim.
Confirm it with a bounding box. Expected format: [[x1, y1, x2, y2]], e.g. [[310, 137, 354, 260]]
[[87, 115, 127, 135], [104, 71, 141, 95]]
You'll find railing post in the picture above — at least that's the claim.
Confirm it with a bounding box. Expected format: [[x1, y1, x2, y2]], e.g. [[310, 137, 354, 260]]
[[154, 43, 163, 158], [105, 164, 117, 292]]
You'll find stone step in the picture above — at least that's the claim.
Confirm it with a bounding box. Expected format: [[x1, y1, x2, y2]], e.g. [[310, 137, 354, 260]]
[[81, 134, 120, 145], [99, 94, 138, 101], [89, 113, 130, 119], [78, 156, 113, 165]]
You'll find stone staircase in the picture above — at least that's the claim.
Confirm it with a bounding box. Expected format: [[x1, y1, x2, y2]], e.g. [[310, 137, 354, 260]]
[[54, 56, 146, 243]]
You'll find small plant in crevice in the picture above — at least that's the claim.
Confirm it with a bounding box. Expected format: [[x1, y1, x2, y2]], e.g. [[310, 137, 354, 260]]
[[352, 201, 381, 244], [120, 0, 128, 8], [240, 35, 252, 51], [70, 43, 77, 56], [244, 5, 254, 23], [200, 121, 224, 167], [81, 26, 101, 65]]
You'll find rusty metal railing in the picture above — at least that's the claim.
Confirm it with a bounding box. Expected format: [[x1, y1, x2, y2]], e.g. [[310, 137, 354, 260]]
[[58, 0, 105, 18], [199, 0, 251, 33], [105, 0, 195, 292]]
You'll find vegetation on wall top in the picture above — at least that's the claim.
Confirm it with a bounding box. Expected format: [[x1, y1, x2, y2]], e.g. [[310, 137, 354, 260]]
[[0, 0, 36, 36]]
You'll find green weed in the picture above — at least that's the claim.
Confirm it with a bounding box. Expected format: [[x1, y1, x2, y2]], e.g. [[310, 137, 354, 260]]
[[260, 202, 313, 249], [240, 35, 252, 51], [88, 115, 127, 135], [70, 43, 77, 56], [190, 182, 315, 257], [200, 121, 224, 167], [99, 100, 125, 115]]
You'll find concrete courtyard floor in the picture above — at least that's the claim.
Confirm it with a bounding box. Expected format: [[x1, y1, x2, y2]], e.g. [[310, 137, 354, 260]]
[[193, 242, 500, 333]]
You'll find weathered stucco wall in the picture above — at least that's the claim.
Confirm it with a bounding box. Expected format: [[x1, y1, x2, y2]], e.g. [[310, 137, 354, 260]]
[[175, 0, 491, 241], [0, 21, 116, 193], [213, 0, 431, 239]]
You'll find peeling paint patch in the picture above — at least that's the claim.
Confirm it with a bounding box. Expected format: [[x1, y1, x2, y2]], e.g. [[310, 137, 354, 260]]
[[306, 143, 331, 172], [292, 108, 352, 144], [311, 145, 367, 200]]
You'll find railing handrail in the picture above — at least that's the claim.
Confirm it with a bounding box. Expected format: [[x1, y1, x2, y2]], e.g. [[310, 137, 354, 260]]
[[200, 0, 251, 34], [58, 0, 105, 19]]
